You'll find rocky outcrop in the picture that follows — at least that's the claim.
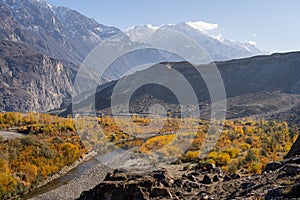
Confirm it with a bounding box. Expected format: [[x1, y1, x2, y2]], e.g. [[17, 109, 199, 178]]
[[286, 134, 300, 158], [0, 41, 77, 112], [78, 156, 300, 200], [77, 163, 228, 200]]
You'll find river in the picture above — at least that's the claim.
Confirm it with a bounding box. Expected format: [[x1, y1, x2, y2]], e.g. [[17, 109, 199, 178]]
[[21, 158, 100, 199]]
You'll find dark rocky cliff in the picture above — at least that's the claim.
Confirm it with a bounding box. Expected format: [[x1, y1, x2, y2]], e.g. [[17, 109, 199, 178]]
[[0, 41, 76, 111]]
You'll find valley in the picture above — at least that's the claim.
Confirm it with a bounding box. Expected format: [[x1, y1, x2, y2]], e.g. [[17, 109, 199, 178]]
[[0, 112, 298, 199], [0, 0, 299, 199]]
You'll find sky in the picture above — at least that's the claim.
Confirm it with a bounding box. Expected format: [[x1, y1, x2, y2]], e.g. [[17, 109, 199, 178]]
[[46, 0, 300, 53]]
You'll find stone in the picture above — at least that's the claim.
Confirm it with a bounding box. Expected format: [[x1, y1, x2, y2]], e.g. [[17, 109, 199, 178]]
[[206, 163, 215, 172], [240, 182, 256, 190], [282, 164, 300, 175], [213, 175, 220, 182], [223, 175, 232, 182], [173, 179, 182, 187], [189, 182, 201, 188], [230, 174, 241, 179], [202, 175, 212, 184], [113, 168, 128, 174], [139, 179, 153, 188], [153, 171, 166, 181], [188, 175, 196, 182], [175, 191, 183, 197], [265, 161, 283, 172], [149, 188, 172, 198]]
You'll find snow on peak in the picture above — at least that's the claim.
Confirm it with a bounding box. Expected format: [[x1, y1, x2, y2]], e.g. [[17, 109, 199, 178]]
[[46, 2, 53, 9], [146, 24, 160, 30], [211, 34, 225, 42], [186, 21, 218, 32], [248, 41, 257, 46]]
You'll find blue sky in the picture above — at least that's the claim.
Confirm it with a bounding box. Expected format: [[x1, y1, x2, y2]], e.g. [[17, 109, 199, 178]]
[[47, 0, 300, 53]]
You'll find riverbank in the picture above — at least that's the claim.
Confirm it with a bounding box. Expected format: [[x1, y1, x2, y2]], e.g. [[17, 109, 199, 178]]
[[37, 151, 98, 189], [19, 151, 98, 200], [29, 161, 111, 200], [0, 130, 25, 140]]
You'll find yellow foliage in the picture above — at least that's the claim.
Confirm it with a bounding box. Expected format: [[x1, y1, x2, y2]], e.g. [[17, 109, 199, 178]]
[[216, 152, 231, 166], [224, 148, 240, 159], [250, 163, 261, 174], [185, 150, 200, 160], [239, 143, 251, 152], [207, 151, 218, 160], [139, 134, 176, 153]]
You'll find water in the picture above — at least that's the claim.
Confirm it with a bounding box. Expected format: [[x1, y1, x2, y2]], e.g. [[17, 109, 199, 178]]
[[21, 158, 99, 199]]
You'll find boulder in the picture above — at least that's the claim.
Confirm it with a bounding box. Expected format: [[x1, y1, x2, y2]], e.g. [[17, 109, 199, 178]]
[[264, 161, 283, 172], [202, 175, 212, 184], [213, 175, 220, 182], [149, 188, 172, 198]]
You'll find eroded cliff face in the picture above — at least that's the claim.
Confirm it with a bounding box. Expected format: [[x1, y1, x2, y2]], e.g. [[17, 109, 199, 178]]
[[0, 41, 76, 112]]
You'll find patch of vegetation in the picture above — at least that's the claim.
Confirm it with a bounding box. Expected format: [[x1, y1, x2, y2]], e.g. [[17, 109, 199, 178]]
[[0, 112, 86, 199]]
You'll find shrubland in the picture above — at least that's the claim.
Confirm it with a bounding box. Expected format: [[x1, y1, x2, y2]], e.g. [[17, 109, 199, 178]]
[[0, 112, 298, 199]]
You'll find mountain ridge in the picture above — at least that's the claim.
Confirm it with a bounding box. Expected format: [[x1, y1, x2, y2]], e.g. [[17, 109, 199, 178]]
[[0, 0, 121, 64], [65, 51, 300, 124], [125, 21, 267, 61]]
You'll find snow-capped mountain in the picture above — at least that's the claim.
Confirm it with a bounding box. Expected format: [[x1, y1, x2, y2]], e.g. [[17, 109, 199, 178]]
[[125, 22, 268, 61], [0, 0, 121, 64]]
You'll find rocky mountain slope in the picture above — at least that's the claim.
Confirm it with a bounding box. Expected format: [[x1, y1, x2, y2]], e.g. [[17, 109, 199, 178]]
[[0, 41, 77, 111], [0, 0, 121, 64], [0, 0, 124, 111], [69, 51, 300, 122], [77, 156, 300, 200]]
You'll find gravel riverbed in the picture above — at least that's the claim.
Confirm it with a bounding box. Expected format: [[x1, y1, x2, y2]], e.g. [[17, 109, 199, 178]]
[[29, 162, 111, 200]]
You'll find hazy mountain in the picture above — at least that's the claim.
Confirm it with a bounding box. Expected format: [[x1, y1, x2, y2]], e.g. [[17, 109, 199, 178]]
[[125, 22, 267, 61], [66, 51, 300, 122], [0, 0, 121, 64]]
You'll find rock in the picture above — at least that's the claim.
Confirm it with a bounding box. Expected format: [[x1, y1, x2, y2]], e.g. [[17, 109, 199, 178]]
[[161, 180, 172, 187], [202, 175, 212, 184], [198, 191, 210, 200], [173, 179, 182, 187], [187, 187, 193, 193], [188, 175, 196, 182], [105, 173, 127, 181], [150, 188, 172, 198], [189, 171, 200, 176], [139, 179, 153, 188], [214, 168, 224, 176], [188, 182, 201, 188], [206, 163, 215, 172], [223, 175, 231, 182], [153, 171, 166, 181], [230, 174, 241, 179], [240, 182, 256, 190], [195, 163, 215, 172], [265, 161, 283, 172], [175, 191, 183, 197], [213, 175, 220, 182], [78, 182, 146, 200], [282, 164, 300, 175], [113, 168, 128, 174], [290, 156, 300, 164]]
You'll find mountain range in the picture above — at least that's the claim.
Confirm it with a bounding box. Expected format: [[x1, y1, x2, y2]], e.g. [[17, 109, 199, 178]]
[[125, 22, 267, 61], [0, 0, 295, 118], [0, 0, 121, 64], [66, 51, 300, 125]]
